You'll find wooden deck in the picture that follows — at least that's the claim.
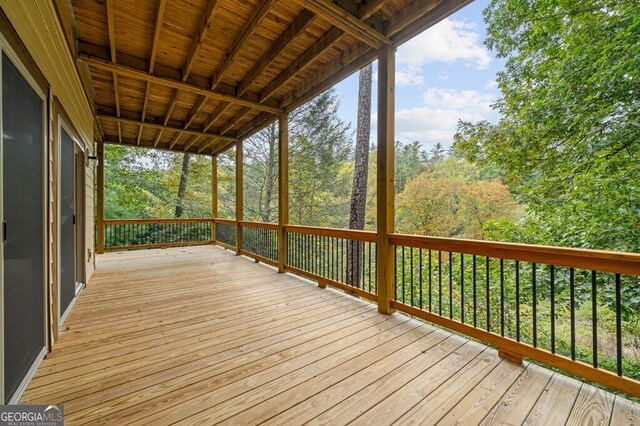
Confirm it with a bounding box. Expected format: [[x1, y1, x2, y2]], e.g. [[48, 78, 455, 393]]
[[22, 246, 640, 425]]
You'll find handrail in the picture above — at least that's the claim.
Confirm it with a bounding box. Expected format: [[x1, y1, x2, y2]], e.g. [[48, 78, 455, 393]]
[[389, 233, 640, 275], [285, 224, 377, 242], [212, 217, 236, 225], [239, 220, 279, 230], [105, 218, 214, 225]]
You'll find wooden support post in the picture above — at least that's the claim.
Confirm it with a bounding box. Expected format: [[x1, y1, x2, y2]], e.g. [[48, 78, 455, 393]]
[[376, 45, 395, 314], [278, 113, 289, 273], [235, 140, 243, 255], [211, 154, 218, 243], [96, 139, 105, 254]]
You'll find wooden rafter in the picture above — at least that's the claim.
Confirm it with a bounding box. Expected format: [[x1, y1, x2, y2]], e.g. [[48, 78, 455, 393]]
[[258, 2, 382, 104], [219, 107, 251, 135], [210, 0, 277, 90], [97, 114, 238, 142], [185, 0, 277, 132], [153, 129, 163, 147], [183, 0, 222, 81], [237, 9, 315, 97], [292, 0, 390, 48], [79, 55, 283, 114], [183, 135, 202, 151], [163, 96, 179, 126], [139, 0, 167, 143], [105, 0, 121, 143], [197, 137, 218, 153], [202, 101, 230, 133], [169, 133, 183, 150], [358, 0, 387, 20]]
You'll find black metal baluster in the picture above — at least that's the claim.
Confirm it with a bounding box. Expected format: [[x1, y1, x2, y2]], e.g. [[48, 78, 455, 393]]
[[551, 265, 555, 354], [361, 241, 366, 291], [473, 255, 477, 328], [419, 249, 423, 310], [394, 246, 398, 300], [616, 273, 622, 376], [570, 268, 576, 361], [368, 243, 372, 293], [402, 246, 406, 304], [500, 258, 505, 337], [486, 257, 490, 332], [449, 251, 453, 319], [516, 261, 520, 342], [592, 270, 598, 368], [533, 263, 537, 348], [461, 254, 465, 324], [438, 251, 442, 316], [428, 249, 432, 312], [410, 247, 414, 306]]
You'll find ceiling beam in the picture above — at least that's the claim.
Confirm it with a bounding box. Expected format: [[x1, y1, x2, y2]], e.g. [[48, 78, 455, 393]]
[[103, 135, 215, 155], [202, 101, 230, 133], [79, 55, 283, 114], [183, 0, 222, 81], [292, 0, 390, 48], [97, 114, 238, 143], [105, 0, 122, 143], [358, 0, 387, 20], [259, 27, 341, 102], [237, 9, 315, 97], [210, 0, 277, 90], [220, 107, 251, 135], [258, 1, 382, 104], [149, 0, 167, 75], [183, 0, 276, 133], [140, 0, 167, 131]]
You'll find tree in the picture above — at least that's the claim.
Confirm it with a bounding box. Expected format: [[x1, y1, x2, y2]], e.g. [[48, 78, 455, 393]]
[[174, 153, 191, 217], [347, 64, 372, 285], [456, 0, 640, 252]]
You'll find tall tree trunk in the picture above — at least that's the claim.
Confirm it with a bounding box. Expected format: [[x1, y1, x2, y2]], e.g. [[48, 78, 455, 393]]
[[262, 123, 277, 222], [175, 153, 191, 218], [347, 64, 372, 286]]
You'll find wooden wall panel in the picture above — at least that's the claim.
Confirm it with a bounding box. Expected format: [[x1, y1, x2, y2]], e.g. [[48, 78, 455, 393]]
[[0, 0, 96, 343]]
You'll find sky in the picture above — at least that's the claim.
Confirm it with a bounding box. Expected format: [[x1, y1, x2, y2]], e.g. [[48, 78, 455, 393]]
[[331, 0, 504, 150]]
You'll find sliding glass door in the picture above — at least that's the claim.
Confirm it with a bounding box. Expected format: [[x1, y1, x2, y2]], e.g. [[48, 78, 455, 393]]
[[2, 51, 46, 403]]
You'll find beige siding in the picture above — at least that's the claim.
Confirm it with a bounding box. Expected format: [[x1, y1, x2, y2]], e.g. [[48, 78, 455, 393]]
[[1, 0, 96, 342]]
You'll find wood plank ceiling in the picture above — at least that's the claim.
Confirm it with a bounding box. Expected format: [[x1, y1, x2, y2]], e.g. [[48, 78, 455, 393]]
[[67, 0, 472, 155]]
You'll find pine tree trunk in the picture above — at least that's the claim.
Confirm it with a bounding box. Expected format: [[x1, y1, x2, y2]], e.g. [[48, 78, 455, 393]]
[[262, 123, 277, 222], [347, 64, 372, 287], [175, 153, 191, 218]]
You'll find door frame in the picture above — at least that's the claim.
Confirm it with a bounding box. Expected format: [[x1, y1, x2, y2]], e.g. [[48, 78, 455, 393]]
[[57, 118, 85, 325], [0, 32, 49, 404]]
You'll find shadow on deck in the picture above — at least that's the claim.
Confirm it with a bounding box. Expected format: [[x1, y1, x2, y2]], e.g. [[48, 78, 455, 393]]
[[22, 246, 640, 424]]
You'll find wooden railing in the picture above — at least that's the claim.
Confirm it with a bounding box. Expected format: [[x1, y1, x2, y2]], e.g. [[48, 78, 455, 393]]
[[100, 217, 640, 397], [284, 225, 378, 302], [240, 221, 279, 266], [390, 233, 640, 398], [104, 218, 213, 251]]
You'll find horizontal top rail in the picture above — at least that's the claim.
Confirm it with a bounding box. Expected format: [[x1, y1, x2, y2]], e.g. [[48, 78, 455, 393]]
[[104, 218, 214, 225], [238, 220, 279, 230], [212, 218, 237, 225], [285, 224, 377, 242], [390, 233, 640, 276]]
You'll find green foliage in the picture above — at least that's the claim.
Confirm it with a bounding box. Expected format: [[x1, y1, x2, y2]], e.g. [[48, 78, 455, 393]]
[[455, 0, 640, 252], [105, 145, 212, 219], [396, 157, 519, 238]]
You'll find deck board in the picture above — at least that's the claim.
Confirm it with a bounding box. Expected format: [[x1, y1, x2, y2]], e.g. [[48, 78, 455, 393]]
[[20, 246, 640, 425]]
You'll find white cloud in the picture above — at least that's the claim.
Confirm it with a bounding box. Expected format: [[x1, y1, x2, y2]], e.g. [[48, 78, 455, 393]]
[[395, 18, 492, 87], [395, 87, 498, 146], [485, 79, 499, 90], [399, 19, 491, 68]]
